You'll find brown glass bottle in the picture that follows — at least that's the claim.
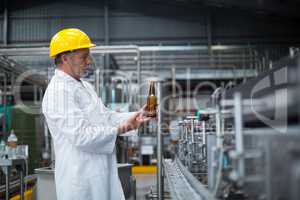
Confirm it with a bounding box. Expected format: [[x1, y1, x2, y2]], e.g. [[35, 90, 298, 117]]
[[146, 81, 157, 117]]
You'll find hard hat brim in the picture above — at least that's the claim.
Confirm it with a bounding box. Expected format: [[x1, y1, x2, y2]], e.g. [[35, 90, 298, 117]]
[[50, 43, 96, 58]]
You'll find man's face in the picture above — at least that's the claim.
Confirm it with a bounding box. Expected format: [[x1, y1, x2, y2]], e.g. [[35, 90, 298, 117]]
[[64, 48, 93, 80]]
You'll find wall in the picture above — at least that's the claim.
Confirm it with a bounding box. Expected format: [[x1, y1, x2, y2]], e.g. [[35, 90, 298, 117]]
[[0, 0, 299, 46]]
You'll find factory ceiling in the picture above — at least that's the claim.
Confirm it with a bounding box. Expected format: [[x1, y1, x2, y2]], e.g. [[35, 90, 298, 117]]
[[3, 0, 300, 20]]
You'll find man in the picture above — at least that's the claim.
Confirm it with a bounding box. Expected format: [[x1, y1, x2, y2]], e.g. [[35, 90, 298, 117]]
[[42, 28, 152, 200]]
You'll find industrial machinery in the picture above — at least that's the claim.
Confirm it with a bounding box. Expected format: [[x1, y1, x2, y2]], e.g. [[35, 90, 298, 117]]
[[0, 55, 46, 200], [161, 52, 300, 200], [0, 44, 297, 199]]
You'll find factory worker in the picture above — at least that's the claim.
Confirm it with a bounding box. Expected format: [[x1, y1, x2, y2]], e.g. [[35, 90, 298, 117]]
[[42, 28, 152, 200]]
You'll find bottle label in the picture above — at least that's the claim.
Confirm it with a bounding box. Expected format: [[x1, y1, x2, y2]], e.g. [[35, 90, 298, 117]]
[[8, 141, 17, 148]]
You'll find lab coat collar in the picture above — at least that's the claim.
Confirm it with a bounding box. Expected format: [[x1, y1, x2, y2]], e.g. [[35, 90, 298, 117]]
[[55, 69, 83, 84]]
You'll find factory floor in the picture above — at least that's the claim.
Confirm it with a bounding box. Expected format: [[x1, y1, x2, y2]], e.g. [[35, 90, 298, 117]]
[[134, 174, 156, 200], [133, 174, 171, 200]]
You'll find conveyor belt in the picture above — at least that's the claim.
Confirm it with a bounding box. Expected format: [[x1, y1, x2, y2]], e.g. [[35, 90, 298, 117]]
[[164, 158, 215, 200]]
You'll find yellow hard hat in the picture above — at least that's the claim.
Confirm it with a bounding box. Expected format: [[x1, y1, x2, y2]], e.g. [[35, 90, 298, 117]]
[[49, 28, 96, 58]]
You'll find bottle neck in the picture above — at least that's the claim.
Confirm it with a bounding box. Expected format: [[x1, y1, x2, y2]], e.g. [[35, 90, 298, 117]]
[[148, 82, 156, 95]]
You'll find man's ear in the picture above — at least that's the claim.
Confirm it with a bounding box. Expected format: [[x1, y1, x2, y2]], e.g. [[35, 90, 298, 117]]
[[61, 53, 68, 64]]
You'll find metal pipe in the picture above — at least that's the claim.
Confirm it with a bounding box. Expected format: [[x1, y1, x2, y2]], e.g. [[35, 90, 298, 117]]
[[202, 121, 206, 145], [137, 50, 141, 106], [44, 120, 50, 154], [207, 134, 216, 191], [189, 118, 196, 162], [20, 169, 24, 200], [3, 73, 7, 135], [4, 167, 10, 200], [190, 118, 195, 143], [183, 122, 188, 164], [178, 121, 184, 141], [234, 92, 244, 184], [186, 68, 191, 111], [0, 45, 254, 56], [120, 59, 257, 66], [116, 54, 256, 60], [96, 44, 256, 52], [156, 81, 164, 200], [171, 67, 176, 111], [0, 45, 138, 55], [140, 46, 207, 52], [215, 105, 222, 148], [185, 121, 188, 142]]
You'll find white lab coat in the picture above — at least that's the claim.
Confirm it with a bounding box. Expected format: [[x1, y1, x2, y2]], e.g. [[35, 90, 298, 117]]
[[42, 69, 135, 200]]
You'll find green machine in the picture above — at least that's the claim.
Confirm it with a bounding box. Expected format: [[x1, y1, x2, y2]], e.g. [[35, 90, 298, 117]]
[[10, 104, 44, 173], [0, 105, 13, 134]]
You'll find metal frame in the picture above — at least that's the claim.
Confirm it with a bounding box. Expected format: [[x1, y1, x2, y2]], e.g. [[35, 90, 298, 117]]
[[0, 45, 261, 82], [0, 158, 26, 200]]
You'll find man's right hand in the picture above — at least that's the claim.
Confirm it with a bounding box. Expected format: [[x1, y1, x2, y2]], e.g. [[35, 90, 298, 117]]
[[117, 105, 153, 135]]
